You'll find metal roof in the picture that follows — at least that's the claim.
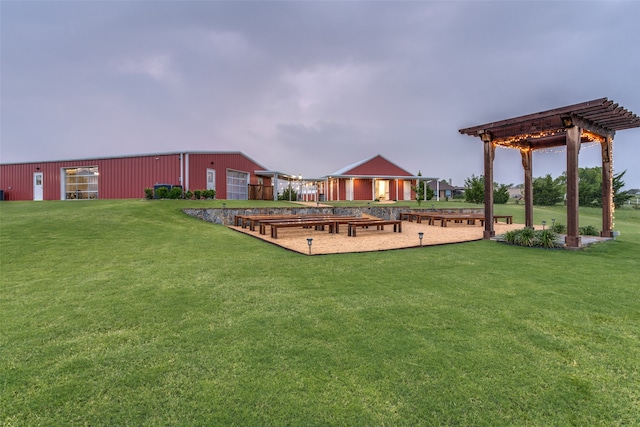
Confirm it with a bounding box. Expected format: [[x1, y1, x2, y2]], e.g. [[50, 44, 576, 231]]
[[459, 98, 640, 150]]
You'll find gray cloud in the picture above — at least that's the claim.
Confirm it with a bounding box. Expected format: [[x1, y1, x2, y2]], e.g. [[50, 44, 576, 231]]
[[2, 1, 639, 187]]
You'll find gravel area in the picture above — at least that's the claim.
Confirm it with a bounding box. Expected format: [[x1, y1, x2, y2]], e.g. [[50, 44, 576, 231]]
[[229, 218, 524, 255]]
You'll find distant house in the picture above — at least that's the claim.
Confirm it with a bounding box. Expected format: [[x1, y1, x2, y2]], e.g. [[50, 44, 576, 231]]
[[427, 180, 464, 200], [320, 154, 424, 201], [0, 151, 270, 201], [508, 184, 524, 199]]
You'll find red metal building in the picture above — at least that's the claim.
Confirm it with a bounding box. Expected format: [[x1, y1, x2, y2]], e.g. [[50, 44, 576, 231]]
[[0, 151, 270, 201], [321, 154, 425, 201]]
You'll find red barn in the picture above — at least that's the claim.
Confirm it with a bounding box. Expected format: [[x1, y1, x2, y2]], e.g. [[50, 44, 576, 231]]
[[321, 155, 425, 201], [0, 151, 270, 201]]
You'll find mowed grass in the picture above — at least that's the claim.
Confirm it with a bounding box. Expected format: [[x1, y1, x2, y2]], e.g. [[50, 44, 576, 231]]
[[1, 200, 639, 426]]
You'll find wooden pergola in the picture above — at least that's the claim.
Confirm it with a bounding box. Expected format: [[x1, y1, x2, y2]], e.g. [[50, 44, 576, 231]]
[[459, 98, 639, 247]]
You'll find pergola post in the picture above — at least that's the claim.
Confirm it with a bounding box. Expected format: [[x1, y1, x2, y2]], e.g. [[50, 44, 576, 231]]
[[601, 136, 614, 237], [565, 126, 582, 248], [481, 132, 495, 239], [520, 149, 533, 228]]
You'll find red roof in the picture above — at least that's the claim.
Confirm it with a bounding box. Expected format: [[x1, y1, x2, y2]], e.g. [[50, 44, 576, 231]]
[[329, 154, 414, 177]]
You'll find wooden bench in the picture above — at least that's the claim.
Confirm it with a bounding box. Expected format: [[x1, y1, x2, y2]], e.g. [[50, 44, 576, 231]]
[[235, 214, 296, 229], [236, 214, 336, 232], [348, 220, 402, 236], [414, 212, 442, 225], [260, 215, 363, 239], [493, 215, 513, 224], [431, 214, 485, 227], [269, 219, 339, 238]]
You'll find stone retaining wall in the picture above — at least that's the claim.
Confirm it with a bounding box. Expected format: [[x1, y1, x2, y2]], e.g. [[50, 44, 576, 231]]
[[183, 206, 484, 225]]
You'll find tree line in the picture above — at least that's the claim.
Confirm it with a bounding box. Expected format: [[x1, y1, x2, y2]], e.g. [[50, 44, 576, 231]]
[[463, 167, 632, 207]]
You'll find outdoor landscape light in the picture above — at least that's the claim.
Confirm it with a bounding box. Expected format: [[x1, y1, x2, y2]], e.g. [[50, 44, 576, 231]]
[[418, 232, 424, 247], [542, 220, 546, 230], [307, 238, 313, 255], [552, 218, 556, 226]]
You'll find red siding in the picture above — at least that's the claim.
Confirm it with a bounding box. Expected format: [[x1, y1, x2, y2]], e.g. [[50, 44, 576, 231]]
[[354, 179, 373, 200], [345, 155, 413, 176], [186, 153, 268, 199], [100, 154, 181, 199], [0, 152, 269, 201]]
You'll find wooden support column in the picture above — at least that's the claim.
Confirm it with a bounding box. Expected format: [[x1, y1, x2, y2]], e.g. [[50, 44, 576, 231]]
[[481, 132, 495, 239], [371, 178, 375, 201], [520, 149, 533, 228], [565, 126, 582, 248], [601, 136, 614, 237]]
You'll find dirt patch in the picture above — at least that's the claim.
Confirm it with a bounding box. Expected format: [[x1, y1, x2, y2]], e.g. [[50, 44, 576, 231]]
[[229, 219, 524, 255]]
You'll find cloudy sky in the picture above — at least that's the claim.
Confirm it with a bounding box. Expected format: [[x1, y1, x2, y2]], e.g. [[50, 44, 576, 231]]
[[2, 1, 639, 187]]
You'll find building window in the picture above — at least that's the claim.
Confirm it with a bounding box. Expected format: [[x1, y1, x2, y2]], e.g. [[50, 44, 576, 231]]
[[64, 167, 99, 200], [226, 169, 248, 200]]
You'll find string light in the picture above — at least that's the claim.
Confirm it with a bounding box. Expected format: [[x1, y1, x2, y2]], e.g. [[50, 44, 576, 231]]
[[491, 129, 605, 152], [491, 128, 566, 149], [610, 138, 615, 231], [494, 141, 600, 155], [582, 130, 605, 143]]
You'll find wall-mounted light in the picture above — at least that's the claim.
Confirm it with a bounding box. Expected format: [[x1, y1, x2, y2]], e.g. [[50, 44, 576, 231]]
[[211, 162, 214, 165], [36, 167, 41, 171]]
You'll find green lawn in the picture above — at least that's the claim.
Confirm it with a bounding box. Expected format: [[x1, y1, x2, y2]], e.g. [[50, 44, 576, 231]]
[[1, 200, 639, 426]]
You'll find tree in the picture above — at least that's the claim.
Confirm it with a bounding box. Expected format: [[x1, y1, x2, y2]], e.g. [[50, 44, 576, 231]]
[[613, 170, 632, 208], [411, 171, 435, 206], [464, 174, 484, 204], [493, 183, 511, 204], [575, 167, 631, 208], [532, 174, 564, 206], [278, 186, 298, 201], [578, 167, 602, 207]]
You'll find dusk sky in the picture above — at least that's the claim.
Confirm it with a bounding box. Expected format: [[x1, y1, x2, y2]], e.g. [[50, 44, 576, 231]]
[[2, 1, 639, 187]]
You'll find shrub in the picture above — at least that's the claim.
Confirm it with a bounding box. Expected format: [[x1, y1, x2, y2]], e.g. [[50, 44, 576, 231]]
[[579, 225, 599, 236], [503, 230, 517, 244], [537, 229, 559, 248], [185, 190, 193, 199], [194, 190, 202, 200], [501, 227, 559, 248], [514, 227, 536, 247], [155, 187, 170, 199], [202, 189, 216, 199], [551, 222, 567, 234], [144, 188, 154, 200], [169, 187, 183, 199]]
